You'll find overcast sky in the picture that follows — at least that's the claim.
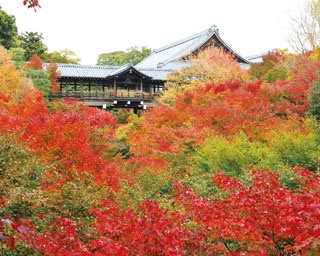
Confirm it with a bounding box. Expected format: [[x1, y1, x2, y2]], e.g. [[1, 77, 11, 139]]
[[1, 0, 306, 65]]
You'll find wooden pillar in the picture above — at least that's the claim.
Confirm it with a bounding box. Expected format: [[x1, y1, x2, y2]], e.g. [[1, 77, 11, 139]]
[[80, 82, 83, 99], [95, 81, 98, 98], [102, 83, 105, 99], [140, 78, 143, 99], [149, 84, 152, 98], [60, 82, 64, 98], [65, 82, 68, 97], [113, 78, 117, 98]]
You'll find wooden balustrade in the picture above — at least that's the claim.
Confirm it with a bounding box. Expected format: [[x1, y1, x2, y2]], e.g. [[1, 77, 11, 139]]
[[49, 90, 153, 101]]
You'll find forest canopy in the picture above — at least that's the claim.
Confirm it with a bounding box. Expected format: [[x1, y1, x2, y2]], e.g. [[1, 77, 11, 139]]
[[1, 36, 320, 254], [1, 1, 320, 255]]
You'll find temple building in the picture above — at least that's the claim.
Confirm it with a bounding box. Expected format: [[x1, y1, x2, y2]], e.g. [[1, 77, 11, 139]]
[[48, 25, 249, 110]]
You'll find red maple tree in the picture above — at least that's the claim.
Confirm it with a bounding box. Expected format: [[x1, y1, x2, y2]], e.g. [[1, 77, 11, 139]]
[[174, 167, 320, 255]]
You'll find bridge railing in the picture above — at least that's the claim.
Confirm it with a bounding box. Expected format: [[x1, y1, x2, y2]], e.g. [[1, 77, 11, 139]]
[[49, 90, 153, 101]]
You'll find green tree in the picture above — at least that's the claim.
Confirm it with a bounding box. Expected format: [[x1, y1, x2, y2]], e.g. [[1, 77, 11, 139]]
[[249, 50, 287, 79], [0, 135, 47, 219], [42, 48, 81, 64], [18, 31, 48, 60], [97, 46, 151, 66], [26, 69, 51, 101], [0, 6, 18, 49], [308, 76, 320, 120], [125, 46, 151, 65], [265, 66, 288, 83], [9, 47, 26, 67], [97, 50, 126, 66]]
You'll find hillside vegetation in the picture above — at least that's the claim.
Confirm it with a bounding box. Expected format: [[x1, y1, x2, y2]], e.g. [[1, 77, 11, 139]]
[[1, 45, 320, 255]]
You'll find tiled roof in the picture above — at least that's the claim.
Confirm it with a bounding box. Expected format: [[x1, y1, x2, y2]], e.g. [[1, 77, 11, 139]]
[[136, 25, 249, 69], [139, 68, 176, 80], [43, 63, 173, 81], [43, 63, 117, 78], [108, 63, 153, 80], [108, 63, 132, 76], [246, 49, 276, 63], [43, 26, 249, 81]]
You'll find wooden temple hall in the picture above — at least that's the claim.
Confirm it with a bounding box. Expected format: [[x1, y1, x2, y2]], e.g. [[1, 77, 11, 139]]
[[47, 25, 250, 110], [47, 63, 171, 110]]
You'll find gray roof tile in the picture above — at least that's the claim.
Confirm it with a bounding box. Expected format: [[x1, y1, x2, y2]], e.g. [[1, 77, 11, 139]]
[[138, 68, 176, 80], [136, 25, 248, 69], [43, 26, 249, 82], [43, 63, 172, 81], [43, 63, 118, 78]]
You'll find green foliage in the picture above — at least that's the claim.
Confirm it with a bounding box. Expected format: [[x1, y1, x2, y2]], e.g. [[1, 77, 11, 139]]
[[0, 136, 45, 190], [195, 133, 279, 177], [8, 48, 26, 67], [97, 46, 151, 66], [2, 25, 320, 254], [0, 135, 47, 218], [187, 119, 320, 195], [26, 69, 51, 100], [268, 120, 320, 173], [17, 32, 47, 60], [0, 7, 18, 49], [97, 51, 126, 66], [0, 134, 108, 226], [47, 170, 109, 225], [42, 49, 81, 64], [189, 131, 311, 194], [308, 76, 320, 121], [265, 65, 288, 83], [249, 50, 286, 79], [111, 108, 131, 124], [125, 46, 151, 65], [116, 169, 175, 211], [188, 134, 263, 195]]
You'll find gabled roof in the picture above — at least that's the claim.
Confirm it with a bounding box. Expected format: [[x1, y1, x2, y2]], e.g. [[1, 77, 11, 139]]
[[43, 63, 116, 79], [108, 63, 152, 80], [136, 25, 249, 69], [43, 63, 173, 81], [246, 49, 276, 63], [140, 67, 176, 81], [43, 26, 250, 82]]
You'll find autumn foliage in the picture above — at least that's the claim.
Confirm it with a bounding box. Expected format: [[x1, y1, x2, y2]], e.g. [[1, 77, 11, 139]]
[[23, 0, 41, 10], [174, 167, 320, 254], [26, 54, 43, 70], [2, 41, 320, 255], [159, 46, 249, 105]]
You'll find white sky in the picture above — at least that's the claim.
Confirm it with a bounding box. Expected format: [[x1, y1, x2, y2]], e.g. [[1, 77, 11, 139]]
[[1, 0, 306, 65]]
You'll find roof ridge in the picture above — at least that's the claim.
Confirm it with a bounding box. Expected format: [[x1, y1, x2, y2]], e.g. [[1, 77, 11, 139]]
[[137, 67, 177, 72], [109, 63, 132, 76], [213, 32, 249, 63], [52, 63, 119, 69], [156, 27, 216, 67], [154, 25, 217, 53]]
